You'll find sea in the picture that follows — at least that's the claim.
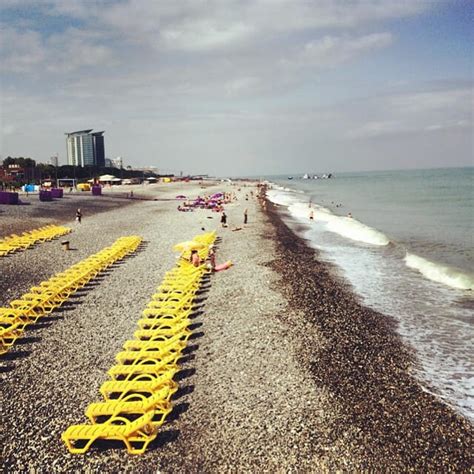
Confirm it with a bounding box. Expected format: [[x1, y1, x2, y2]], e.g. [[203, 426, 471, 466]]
[[265, 167, 474, 421]]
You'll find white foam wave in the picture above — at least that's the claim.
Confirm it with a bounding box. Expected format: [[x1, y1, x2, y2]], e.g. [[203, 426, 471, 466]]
[[267, 182, 304, 193], [405, 253, 474, 290], [266, 189, 300, 207], [288, 202, 390, 246], [325, 218, 390, 246]]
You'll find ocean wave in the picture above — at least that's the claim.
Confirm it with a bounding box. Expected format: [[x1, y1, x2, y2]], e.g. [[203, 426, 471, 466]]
[[405, 253, 474, 290], [325, 218, 391, 246], [266, 189, 301, 207], [287, 202, 390, 246]]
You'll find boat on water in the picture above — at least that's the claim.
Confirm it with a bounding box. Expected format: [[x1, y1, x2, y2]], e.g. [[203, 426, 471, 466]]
[[300, 173, 333, 179]]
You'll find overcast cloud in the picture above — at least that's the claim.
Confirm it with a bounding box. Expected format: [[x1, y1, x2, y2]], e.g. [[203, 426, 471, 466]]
[[0, 0, 472, 175]]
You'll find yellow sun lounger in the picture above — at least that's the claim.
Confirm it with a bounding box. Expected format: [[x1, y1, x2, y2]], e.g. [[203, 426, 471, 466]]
[[136, 318, 191, 332], [0, 308, 30, 328], [0, 322, 24, 352], [62, 411, 156, 454], [141, 305, 193, 318], [122, 337, 187, 353], [100, 375, 179, 401], [133, 329, 191, 344], [116, 347, 185, 365], [108, 354, 180, 380], [85, 389, 173, 425]]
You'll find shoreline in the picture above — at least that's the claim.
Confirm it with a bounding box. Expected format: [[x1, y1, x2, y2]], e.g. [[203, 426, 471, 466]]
[[1, 182, 472, 471], [265, 199, 473, 470]]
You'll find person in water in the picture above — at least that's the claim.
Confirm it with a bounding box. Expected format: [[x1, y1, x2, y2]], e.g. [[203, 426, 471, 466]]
[[347, 212, 353, 218]]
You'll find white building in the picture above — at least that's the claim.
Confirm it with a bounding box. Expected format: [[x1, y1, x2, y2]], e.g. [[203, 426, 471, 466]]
[[65, 129, 105, 167]]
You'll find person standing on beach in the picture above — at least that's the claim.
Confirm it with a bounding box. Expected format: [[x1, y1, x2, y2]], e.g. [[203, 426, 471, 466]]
[[208, 245, 216, 271], [244, 208, 248, 224], [309, 209, 314, 220], [76, 208, 82, 223], [221, 211, 227, 227]]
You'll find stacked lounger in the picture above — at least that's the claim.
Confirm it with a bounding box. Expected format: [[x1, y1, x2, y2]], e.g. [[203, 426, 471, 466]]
[[62, 231, 216, 454], [0, 225, 71, 257], [0, 237, 142, 356]]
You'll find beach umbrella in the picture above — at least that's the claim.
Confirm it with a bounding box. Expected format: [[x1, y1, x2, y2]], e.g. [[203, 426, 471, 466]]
[[173, 241, 206, 252], [211, 193, 223, 198], [176, 195, 187, 199]]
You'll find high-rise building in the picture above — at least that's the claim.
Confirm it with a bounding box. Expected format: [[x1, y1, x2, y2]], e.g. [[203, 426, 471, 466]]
[[65, 129, 105, 167]]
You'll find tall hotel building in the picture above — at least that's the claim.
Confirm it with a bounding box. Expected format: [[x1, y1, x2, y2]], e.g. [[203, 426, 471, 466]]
[[65, 129, 105, 167]]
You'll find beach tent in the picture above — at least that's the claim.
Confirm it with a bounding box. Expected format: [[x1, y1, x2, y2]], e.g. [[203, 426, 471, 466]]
[[98, 174, 121, 184]]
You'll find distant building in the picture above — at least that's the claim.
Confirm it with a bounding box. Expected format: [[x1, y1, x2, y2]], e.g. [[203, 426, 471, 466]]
[[113, 157, 123, 169], [65, 129, 105, 167]]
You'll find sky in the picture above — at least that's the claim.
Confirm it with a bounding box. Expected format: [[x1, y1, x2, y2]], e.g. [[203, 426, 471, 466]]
[[0, 0, 472, 176]]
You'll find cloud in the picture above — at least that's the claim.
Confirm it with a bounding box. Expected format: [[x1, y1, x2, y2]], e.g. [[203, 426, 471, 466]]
[[161, 20, 254, 51], [1, 0, 470, 175], [0, 25, 117, 74], [290, 32, 393, 69], [345, 87, 473, 139], [13, 0, 427, 55], [45, 28, 117, 72], [0, 27, 45, 72]]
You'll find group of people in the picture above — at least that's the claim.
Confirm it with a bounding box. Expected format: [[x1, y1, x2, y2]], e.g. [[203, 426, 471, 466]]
[[189, 245, 216, 270], [220, 208, 248, 228]]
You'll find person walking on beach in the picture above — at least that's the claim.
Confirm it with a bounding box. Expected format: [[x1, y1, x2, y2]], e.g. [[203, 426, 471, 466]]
[[221, 211, 227, 228], [75, 208, 82, 223], [244, 208, 248, 224]]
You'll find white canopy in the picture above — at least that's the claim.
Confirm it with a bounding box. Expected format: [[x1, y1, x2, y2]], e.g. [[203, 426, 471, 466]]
[[99, 174, 119, 181]]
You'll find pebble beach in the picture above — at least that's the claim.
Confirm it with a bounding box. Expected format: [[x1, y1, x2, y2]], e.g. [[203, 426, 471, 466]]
[[1, 182, 472, 472]]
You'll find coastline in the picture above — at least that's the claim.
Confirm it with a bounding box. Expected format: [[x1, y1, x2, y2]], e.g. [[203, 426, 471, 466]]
[[265, 200, 473, 471], [0, 182, 472, 472]]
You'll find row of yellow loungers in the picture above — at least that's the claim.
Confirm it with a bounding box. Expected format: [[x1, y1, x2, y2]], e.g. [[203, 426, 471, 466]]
[[62, 231, 217, 455], [0, 236, 142, 356], [0, 225, 71, 257]]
